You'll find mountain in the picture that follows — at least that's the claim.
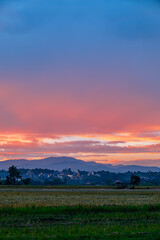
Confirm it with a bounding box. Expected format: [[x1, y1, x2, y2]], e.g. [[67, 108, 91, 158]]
[[0, 157, 160, 172]]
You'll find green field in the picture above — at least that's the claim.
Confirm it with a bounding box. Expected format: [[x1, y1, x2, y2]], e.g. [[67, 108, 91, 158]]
[[0, 187, 160, 239]]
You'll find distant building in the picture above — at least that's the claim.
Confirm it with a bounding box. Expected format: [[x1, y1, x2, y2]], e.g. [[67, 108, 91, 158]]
[[88, 171, 94, 176]]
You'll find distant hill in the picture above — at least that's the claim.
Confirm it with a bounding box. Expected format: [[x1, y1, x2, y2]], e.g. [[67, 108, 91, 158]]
[[0, 157, 160, 172]]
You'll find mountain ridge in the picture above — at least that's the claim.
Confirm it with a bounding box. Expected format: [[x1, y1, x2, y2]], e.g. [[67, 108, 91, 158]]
[[0, 157, 159, 173]]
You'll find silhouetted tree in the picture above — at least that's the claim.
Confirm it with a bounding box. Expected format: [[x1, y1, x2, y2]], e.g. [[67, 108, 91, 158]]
[[5, 166, 21, 185], [53, 177, 63, 185], [22, 178, 31, 185], [131, 175, 140, 189]]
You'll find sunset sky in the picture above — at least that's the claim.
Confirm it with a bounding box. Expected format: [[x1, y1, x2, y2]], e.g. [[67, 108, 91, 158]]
[[0, 0, 160, 166]]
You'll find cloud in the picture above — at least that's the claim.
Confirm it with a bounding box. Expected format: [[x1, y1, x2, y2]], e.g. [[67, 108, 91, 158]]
[[0, 82, 160, 136], [107, 141, 126, 145], [117, 159, 160, 167], [1, 138, 160, 156], [0, 133, 160, 163], [138, 131, 160, 138]]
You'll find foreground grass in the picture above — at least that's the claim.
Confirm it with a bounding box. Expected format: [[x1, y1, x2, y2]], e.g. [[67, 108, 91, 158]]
[[0, 205, 160, 239], [0, 188, 160, 239]]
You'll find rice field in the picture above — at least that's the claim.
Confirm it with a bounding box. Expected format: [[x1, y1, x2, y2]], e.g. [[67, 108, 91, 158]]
[[0, 188, 160, 207], [0, 187, 159, 239]]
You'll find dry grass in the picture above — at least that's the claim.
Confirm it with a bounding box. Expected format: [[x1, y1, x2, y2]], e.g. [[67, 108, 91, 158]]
[[0, 188, 160, 207]]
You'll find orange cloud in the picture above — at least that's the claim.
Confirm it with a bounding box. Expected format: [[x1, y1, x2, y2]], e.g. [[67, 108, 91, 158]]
[[0, 81, 160, 165]]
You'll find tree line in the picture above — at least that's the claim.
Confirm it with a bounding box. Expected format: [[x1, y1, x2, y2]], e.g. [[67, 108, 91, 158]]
[[4, 165, 141, 188]]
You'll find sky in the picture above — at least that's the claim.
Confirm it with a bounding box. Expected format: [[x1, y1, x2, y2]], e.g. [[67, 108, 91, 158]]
[[0, 0, 160, 166]]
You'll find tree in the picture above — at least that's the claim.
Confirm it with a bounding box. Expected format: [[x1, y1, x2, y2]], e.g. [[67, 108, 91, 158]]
[[5, 166, 21, 185], [131, 175, 140, 189], [53, 177, 63, 185], [22, 178, 31, 185]]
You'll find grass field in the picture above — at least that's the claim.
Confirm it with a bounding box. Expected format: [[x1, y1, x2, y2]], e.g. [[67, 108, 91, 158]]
[[0, 188, 160, 207], [0, 187, 160, 239]]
